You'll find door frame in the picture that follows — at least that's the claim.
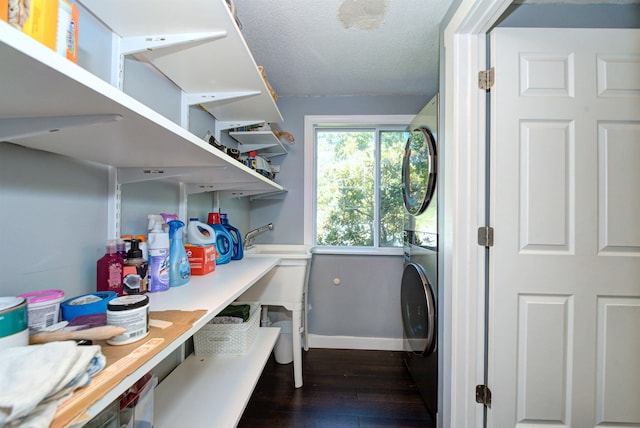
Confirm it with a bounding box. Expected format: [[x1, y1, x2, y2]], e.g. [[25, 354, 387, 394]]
[[440, 1, 512, 427]]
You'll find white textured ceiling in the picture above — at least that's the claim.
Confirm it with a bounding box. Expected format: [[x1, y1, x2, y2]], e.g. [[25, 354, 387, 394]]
[[233, 0, 452, 98], [233, 0, 638, 98]]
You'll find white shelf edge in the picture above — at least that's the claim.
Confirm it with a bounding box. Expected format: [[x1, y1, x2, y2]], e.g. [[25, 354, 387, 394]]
[[154, 328, 279, 428], [229, 131, 288, 157], [249, 190, 288, 202]]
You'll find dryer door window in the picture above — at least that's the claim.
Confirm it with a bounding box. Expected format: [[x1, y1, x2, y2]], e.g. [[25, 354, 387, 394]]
[[401, 128, 437, 216], [401, 262, 436, 355]]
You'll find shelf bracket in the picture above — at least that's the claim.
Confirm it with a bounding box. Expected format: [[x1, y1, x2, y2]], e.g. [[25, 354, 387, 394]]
[[216, 120, 264, 132], [214, 120, 265, 141], [119, 31, 228, 55], [0, 114, 122, 141]]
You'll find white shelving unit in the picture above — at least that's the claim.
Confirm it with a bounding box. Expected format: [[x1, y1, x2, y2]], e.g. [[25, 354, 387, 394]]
[[1, 1, 289, 424], [78, 0, 282, 124], [67, 257, 280, 426], [230, 131, 288, 158], [0, 0, 283, 196]]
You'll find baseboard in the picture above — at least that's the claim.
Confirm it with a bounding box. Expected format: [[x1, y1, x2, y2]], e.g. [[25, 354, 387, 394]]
[[307, 334, 406, 351]]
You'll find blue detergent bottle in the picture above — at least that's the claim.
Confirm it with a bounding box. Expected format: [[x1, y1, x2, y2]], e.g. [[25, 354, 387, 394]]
[[167, 220, 190, 286], [207, 213, 233, 265], [220, 213, 243, 261]]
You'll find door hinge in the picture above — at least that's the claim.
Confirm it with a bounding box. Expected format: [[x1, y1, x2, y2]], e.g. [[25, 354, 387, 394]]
[[475, 384, 492, 408], [478, 67, 495, 90], [478, 226, 494, 247]]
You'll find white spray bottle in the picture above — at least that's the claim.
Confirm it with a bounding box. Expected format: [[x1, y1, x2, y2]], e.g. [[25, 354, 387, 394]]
[[147, 214, 170, 292]]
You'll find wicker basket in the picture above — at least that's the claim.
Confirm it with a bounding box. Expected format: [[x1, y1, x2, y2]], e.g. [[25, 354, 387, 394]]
[[194, 302, 260, 356]]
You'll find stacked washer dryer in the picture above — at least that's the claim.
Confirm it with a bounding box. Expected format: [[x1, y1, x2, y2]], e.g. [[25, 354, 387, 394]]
[[401, 94, 439, 426]]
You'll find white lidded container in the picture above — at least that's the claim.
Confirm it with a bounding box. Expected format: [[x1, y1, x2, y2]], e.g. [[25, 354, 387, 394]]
[[106, 294, 150, 346], [18, 289, 64, 331]]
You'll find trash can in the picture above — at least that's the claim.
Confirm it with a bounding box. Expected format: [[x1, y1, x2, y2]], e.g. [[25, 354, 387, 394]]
[[272, 320, 293, 364]]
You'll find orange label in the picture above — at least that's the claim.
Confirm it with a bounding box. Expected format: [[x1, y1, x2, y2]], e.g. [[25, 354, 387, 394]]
[[185, 244, 216, 275], [1, 1, 7, 22]]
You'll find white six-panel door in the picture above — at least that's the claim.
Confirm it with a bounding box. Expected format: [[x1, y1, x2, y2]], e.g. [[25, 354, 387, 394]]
[[489, 28, 640, 427]]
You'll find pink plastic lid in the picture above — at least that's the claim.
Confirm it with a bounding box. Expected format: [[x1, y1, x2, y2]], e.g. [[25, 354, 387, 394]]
[[18, 289, 64, 304]]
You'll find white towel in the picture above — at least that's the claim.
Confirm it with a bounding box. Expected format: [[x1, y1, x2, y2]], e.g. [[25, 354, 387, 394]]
[[0, 341, 105, 428]]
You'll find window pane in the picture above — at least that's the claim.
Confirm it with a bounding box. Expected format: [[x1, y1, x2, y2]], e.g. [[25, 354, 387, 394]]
[[380, 131, 409, 247], [316, 130, 374, 246]]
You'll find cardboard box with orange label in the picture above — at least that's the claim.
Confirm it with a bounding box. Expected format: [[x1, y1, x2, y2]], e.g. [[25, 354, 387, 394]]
[[7, 0, 78, 63], [185, 244, 216, 276], [1, 1, 8, 22]]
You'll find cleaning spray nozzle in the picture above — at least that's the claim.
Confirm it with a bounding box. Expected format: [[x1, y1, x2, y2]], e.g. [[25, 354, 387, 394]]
[[148, 214, 165, 232], [167, 220, 185, 239]]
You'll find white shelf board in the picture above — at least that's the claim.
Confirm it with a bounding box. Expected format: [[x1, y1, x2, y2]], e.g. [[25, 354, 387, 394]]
[[78, 0, 283, 123], [0, 22, 283, 195], [71, 257, 280, 425], [154, 328, 279, 428], [116, 164, 285, 195], [230, 131, 288, 157], [0, 23, 211, 167]]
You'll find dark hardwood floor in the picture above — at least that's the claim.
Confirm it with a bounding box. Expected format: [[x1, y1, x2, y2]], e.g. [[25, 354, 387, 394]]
[[238, 349, 434, 428]]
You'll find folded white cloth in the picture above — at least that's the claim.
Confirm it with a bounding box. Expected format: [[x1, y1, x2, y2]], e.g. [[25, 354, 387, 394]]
[[0, 341, 105, 428]]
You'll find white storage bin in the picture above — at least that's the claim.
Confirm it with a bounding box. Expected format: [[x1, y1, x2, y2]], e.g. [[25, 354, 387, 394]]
[[272, 319, 293, 364], [194, 302, 260, 356]]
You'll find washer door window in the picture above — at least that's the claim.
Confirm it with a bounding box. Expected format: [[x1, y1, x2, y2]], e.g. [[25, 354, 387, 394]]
[[401, 262, 436, 355], [402, 128, 437, 216]]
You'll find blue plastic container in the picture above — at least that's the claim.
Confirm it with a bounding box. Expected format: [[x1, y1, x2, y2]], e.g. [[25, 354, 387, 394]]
[[207, 213, 233, 265], [168, 220, 190, 286], [220, 213, 243, 261]]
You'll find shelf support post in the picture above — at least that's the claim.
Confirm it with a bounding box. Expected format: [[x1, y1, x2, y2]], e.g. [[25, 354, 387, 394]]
[[108, 166, 121, 240]]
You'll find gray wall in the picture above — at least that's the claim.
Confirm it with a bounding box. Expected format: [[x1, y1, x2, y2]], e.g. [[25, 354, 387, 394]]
[[0, 143, 109, 298], [307, 254, 404, 339]]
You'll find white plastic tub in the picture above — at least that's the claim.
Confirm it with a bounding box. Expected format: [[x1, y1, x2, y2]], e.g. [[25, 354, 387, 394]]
[[272, 319, 293, 364], [18, 289, 64, 331]]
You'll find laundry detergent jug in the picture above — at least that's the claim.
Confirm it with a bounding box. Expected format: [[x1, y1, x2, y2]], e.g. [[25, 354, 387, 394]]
[[207, 212, 233, 265], [187, 218, 216, 246], [220, 213, 243, 260]]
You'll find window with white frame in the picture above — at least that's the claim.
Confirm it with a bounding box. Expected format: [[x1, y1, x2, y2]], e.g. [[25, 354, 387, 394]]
[[304, 115, 414, 249]]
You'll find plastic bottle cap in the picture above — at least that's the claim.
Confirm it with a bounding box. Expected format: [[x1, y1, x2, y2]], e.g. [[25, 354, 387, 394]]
[[127, 239, 143, 259], [134, 235, 147, 243], [168, 220, 185, 239], [207, 212, 221, 224], [106, 239, 117, 253]]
